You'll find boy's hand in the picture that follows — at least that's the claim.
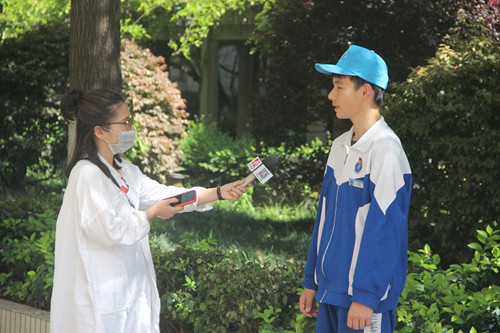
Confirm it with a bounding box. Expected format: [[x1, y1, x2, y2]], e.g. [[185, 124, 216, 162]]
[[347, 301, 373, 330], [299, 288, 318, 318]]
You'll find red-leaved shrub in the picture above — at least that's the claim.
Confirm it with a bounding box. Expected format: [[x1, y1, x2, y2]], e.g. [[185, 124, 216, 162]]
[[121, 39, 190, 182]]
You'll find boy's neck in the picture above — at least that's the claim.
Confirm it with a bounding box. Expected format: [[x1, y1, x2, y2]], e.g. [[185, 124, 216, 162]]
[[351, 107, 381, 142]]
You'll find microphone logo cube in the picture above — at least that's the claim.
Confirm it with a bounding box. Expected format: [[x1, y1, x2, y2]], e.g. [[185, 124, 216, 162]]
[[248, 157, 263, 171], [248, 157, 274, 184]]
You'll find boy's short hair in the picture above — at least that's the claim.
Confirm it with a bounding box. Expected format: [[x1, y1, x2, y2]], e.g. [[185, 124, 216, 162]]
[[333, 74, 385, 106]]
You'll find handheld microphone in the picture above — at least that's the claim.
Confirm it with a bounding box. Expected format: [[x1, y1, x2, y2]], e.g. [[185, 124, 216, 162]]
[[242, 154, 279, 187]]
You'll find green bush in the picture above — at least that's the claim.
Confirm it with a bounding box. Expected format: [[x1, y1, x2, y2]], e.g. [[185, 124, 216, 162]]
[[0, 24, 69, 189], [0, 196, 59, 310], [251, 0, 461, 144], [0, 229, 55, 311], [179, 118, 255, 187], [257, 136, 332, 204], [0, 196, 61, 251], [151, 235, 304, 333], [264, 225, 500, 333], [384, 34, 500, 266], [180, 119, 332, 205], [1, 195, 499, 332], [396, 226, 500, 332]]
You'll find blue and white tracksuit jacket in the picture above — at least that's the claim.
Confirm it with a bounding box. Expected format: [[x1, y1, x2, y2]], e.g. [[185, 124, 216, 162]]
[[303, 117, 412, 313]]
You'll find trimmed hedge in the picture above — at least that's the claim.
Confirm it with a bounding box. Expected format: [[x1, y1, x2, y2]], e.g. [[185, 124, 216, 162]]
[[151, 237, 303, 332], [0, 196, 60, 310]]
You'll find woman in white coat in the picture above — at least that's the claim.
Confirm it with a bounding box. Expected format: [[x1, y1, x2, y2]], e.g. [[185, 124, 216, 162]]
[[50, 88, 247, 333]]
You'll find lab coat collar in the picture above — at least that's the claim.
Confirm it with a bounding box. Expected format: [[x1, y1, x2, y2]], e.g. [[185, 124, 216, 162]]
[[98, 153, 124, 179]]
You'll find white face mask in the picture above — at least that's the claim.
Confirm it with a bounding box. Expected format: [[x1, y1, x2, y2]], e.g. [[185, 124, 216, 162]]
[[104, 129, 136, 155]]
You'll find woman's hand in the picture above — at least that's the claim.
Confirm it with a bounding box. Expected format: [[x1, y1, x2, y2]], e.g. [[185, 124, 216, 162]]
[[219, 179, 247, 201], [198, 180, 248, 205], [146, 197, 184, 220]]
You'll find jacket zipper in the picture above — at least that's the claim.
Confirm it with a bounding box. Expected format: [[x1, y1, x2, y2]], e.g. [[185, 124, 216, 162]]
[[319, 144, 349, 303]]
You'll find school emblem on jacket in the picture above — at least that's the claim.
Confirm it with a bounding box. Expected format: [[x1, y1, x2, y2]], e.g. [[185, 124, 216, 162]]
[[354, 157, 363, 173]]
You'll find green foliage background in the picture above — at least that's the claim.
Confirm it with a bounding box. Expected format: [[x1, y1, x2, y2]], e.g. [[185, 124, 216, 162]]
[[0, 0, 70, 39], [179, 119, 331, 206], [0, 30, 190, 188], [384, 33, 500, 266], [0, 24, 69, 189], [250, 0, 461, 144]]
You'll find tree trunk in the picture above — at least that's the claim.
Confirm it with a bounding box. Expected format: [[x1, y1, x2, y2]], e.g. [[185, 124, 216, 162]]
[[69, 0, 121, 91], [67, 0, 121, 157]]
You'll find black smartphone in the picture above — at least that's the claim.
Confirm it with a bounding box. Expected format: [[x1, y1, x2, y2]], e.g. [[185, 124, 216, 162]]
[[165, 190, 197, 207]]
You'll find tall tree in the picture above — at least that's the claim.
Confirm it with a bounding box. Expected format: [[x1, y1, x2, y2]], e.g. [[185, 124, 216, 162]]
[[67, 0, 122, 154]]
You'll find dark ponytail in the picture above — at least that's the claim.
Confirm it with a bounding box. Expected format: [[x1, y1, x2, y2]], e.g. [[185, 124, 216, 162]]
[[61, 88, 125, 178], [60, 90, 84, 122]]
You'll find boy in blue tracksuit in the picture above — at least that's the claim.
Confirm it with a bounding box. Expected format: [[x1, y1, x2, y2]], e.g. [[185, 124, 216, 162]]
[[299, 45, 412, 332]]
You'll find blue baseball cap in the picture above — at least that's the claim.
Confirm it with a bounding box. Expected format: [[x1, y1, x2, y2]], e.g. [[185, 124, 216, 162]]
[[315, 45, 389, 89]]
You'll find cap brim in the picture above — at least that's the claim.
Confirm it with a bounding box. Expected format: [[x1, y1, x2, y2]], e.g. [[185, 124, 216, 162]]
[[315, 63, 357, 76]]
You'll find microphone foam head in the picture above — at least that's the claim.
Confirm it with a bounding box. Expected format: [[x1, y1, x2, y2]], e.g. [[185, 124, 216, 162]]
[[263, 154, 279, 171]]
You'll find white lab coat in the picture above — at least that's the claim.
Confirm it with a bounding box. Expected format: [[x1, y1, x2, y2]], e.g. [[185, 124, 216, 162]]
[[50, 156, 211, 333]]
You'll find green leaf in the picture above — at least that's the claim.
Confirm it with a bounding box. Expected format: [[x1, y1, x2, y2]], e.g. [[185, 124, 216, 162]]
[[468, 242, 483, 251]]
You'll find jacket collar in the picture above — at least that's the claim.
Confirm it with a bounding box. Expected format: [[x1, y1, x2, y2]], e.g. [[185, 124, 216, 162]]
[[343, 117, 387, 153]]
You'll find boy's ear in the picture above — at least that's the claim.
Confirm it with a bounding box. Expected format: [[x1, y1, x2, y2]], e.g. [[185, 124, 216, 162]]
[[362, 83, 374, 99]]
